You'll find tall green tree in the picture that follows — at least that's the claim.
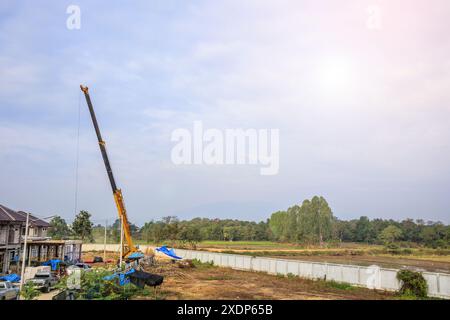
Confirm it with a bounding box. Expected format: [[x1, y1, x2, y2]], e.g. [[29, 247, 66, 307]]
[[400, 219, 420, 242], [178, 224, 202, 247], [268, 211, 289, 241], [419, 223, 448, 248], [286, 205, 299, 242], [72, 210, 94, 242], [223, 226, 241, 241], [48, 216, 71, 239], [379, 225, 403, 245], [311, 196, 334, 244], [269, 196, 335, 244], [162, 216, 180, 241], [297, 199, 313, 242], [140, 221, 153, 242], [296, 197, 334, 244], [333, 219, 354, 242], [355, 216, 375, 243]]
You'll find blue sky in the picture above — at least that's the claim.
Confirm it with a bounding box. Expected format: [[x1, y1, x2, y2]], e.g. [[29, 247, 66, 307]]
[[1, 1, 449, 225]]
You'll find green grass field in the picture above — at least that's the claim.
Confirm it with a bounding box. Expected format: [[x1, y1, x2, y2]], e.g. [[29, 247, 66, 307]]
[[200, 240, 286, 247]]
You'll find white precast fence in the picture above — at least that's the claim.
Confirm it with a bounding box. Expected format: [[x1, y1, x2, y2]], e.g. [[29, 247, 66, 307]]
[[173, 248, 450, 299], [81, 244, 450, 299]]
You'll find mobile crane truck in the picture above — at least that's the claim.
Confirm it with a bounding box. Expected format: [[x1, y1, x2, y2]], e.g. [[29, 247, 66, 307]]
[[80, 85, 138, 259]]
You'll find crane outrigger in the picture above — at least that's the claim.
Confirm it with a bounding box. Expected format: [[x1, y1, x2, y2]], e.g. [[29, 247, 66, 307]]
[[80, 85, 138, 259]]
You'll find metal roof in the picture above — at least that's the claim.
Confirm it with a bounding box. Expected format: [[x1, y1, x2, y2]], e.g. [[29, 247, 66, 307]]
[[0, 204, 50, 227], [0, 204, 22, 222]]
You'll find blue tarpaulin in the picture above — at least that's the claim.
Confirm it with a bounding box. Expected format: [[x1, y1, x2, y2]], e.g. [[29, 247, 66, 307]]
[[156, 246, 182, 260], [0, 273, 20, 282], [127, 252, 144, 259], [41, 259, 62, 270], [103, 268, 136, 286]]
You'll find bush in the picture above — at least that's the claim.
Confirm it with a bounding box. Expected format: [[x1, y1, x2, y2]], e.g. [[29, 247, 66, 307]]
[[286, 273, 297, 279], [192, 259, 214, 268], [385, 243, 399, 250], [396, 270, 428, 298], [20, 282, 41, 300], [401, 248, 413, 255], [433, 239, 448, 249], [326, 280, 354, 291], [435, 248, 450, 256], [60, 268, 152, 300], [316, 279, 354, 291]]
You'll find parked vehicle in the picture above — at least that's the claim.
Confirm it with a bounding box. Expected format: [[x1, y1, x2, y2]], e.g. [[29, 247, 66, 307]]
[[26, 271, 58, 293], [93, 256, 103, 263], [0, 281, 19, 300], [67, 263, 92, 275]]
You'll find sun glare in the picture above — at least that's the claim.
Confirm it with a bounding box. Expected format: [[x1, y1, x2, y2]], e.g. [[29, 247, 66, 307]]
[[315, 58, 355, 95]]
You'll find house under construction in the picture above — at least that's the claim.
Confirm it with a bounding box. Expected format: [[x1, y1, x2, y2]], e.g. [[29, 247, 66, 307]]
[[0, 204, 82, 275]]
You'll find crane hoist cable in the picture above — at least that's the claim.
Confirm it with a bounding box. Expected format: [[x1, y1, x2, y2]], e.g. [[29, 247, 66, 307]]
[[74, 89, 81, 218]]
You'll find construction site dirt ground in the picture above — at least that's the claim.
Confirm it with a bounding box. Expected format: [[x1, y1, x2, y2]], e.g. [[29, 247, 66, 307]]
[[82, 251, 397, 300]]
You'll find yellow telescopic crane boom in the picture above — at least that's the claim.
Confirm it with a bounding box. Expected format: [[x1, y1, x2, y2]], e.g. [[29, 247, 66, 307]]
[[80, 85, 138, 258]]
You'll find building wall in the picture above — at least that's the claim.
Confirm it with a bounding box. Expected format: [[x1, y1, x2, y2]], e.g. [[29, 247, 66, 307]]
[[0, 251, 4, 274], [0, 225, 6, 245], [0, 223, 21, 274], [28, 226, 48, 238], [1, 224, 22, 244]]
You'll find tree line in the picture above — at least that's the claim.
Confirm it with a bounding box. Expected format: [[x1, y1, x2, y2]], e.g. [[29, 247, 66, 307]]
[[48, 210, 94, 241], [49, 196, 450, 248], [268, 196, 450, 248]]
